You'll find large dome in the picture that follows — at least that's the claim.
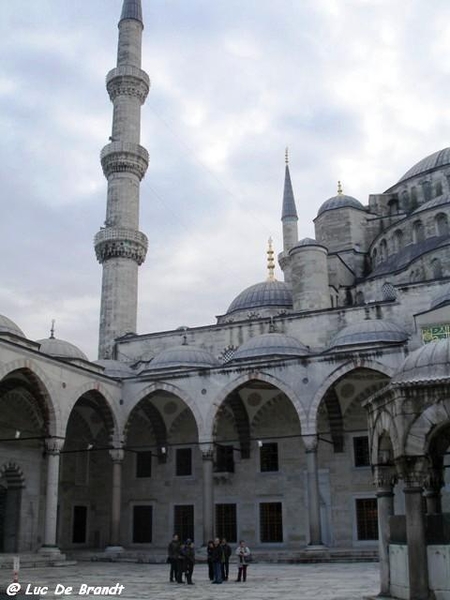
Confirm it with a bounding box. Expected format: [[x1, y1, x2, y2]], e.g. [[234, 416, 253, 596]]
[[397, 148, 450, 184], [37, 337, 88, 361], [328, 319, 409, 349], [317, 194, 364, 217], [392, 338, 450, 385], [230, 333, 309, 362], [0, 315, 25, 338], [147, 345, 219, 370], [226, 280, 293, 316]]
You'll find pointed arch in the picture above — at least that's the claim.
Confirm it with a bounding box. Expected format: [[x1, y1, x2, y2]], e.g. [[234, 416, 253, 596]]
[[68, 382, 120, 444], [405, 397, 450, 455], [370, 408, 401, 460]]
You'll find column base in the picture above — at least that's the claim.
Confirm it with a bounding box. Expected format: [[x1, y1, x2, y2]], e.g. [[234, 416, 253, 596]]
[[38, 545, 62, 556], [104, 546, 124, 553]]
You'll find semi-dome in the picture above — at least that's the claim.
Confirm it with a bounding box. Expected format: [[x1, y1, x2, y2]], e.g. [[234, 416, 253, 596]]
[[397, 148, 450, 184], [37, 337, 88, 361], [147, 345, 219, 370], [0, 315, 25, 338], [226, 280, 293, 316], [317, 194, 364, 217], [392, 338, 450, 385], [430, 285, 450, 310], [95, 359, 134, 378], [328, 319, 408, 349], [230, 333, 309, 362]]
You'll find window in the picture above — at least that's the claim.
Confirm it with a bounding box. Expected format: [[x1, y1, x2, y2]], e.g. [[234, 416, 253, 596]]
[[174, 505, 194, 542], [176, 448, 192, 476], [215, 445, 234, 473], [355, 498, 378, 541], [260, 502, 283, 543], [133, 505, 152, 543], [435, 181, 443, 197], [260, 442, 279, 472], [72, 505, 87, 543], [353, 436, 370, 467], [413, 220, 425, 243], [436, 213, 449, 237], [215, 504, 237, 543], [393, 229, 403, 253], [136, 451, 152, 478], [379, 239, 387, 261], [431, 258, 442, 278], [422, 180, 432, 202]]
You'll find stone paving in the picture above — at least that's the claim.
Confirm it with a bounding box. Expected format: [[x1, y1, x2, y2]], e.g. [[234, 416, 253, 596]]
[[0, 561, 380, 600]]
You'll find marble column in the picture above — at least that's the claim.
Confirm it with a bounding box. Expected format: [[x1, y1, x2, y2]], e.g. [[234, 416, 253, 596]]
[[106, 449, 124, 552], [201, 445, 214, 544], [374, 465, 396, 597], [39, 438, 64, 554], [303, 435, 324, 547]]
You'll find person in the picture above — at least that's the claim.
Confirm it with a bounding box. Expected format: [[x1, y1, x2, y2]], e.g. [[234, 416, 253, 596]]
[[167, 534, 181, 583], [183, 539, 195, 584], [206, 540, 214, 581], [235, 540, 251, 582], [220, 538, 232, 581], [211, 537, 223, 584]]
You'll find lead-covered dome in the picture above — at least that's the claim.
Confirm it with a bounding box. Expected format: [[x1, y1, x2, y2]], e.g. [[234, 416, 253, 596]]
[[37, 337, 88, 361], [230, 333, 309, 362], [147, 345, 219, 370], [226, 281, 293, 316], [291, 237, 324, 249], [317, 194, 364, 217], [392, 338, 450, 385], [0, 315, 25, 338], [397, 148, 450, 184], [328, 319, 408, 349]]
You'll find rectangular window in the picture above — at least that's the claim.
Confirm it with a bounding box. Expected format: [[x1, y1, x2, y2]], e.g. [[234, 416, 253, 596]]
[[72, 505, 87, 544], [176, 448, 192, 476], [174, 505, 194, 542], [133, 505, 153, 543], [355, 498, 378, 541], [215, 445, 234, 473], [260, 502, 283, 543], [215, 504, 237, 543], [353, 436, 370, 467], [136, 451, 152, 478], [260, 442, 279, 472]]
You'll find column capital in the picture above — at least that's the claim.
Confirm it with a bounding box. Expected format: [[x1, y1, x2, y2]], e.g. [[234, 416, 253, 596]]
[[201, 444, 214, 461], [396, 455, 429, 490], [303, 434, 318, 453], [109, 448, 125, 463], [44, 437, 65, 455], [373, 464, 397, 493]]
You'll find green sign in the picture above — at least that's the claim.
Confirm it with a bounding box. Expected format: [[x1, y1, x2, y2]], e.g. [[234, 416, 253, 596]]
[[421, 324, 450, 343]]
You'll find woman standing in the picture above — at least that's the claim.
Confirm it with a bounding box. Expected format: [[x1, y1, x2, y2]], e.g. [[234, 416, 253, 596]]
[[235, 540, 251, 582]]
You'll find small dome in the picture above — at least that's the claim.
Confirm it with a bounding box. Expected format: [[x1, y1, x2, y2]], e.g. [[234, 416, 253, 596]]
[[317, 194, 364, 217], [397, 148, 450, 184], [37, 337, 88, 361], [430, 285, 450, 310], [392, 338, 450, 385], [291, 237, 325, 249], [328, 319, 408, 349], [95, 359, 133, 378], [147, 345, 219, 370], [0, 315, 25, 338], [226, 281, 293, 316], [230, 333, 309, 362]]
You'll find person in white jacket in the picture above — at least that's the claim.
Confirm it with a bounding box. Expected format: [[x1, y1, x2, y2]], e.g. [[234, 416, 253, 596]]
[[235, 540, 251, 582]]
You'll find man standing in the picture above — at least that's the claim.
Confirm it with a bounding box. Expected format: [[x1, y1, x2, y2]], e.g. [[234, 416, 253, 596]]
[[211, 537, 223, 584], [167, 534, 181, 583], [221, 538, 232, 581]]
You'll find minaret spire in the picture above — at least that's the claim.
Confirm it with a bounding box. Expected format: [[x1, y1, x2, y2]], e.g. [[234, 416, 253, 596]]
[[95, 0, 150, 359], [281, 148, 298, 252]]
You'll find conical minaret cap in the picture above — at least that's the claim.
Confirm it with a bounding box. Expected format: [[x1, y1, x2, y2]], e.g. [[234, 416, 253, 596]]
[[120, 0, 143, 24], [281, 149, 298, 220]]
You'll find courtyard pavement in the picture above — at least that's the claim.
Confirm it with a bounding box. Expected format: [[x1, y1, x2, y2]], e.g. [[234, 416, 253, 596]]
[[0, 560, 381, 600]]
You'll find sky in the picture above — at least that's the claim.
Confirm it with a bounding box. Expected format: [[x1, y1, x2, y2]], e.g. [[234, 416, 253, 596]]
[[1, 0, 450, 360]]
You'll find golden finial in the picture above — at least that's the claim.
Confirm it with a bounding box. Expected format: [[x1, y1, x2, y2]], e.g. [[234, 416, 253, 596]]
[[50, 319, 55, 339], [267, 237, 276, 282], [285, 147, 289, 165], [337, 180, 343, 195]]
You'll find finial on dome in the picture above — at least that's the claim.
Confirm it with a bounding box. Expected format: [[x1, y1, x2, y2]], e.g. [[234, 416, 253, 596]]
[[337, 181, 343, 195], [267, 237, 276, 282], [50, 320, 55, 340], [285, 147, 289, 165]]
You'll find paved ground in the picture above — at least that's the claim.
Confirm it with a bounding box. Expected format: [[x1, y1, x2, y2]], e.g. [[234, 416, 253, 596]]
[[0, 561, 380, 600]]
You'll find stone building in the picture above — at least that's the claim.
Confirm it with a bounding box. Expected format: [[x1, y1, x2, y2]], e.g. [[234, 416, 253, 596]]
[[0, 1, 449, 597]]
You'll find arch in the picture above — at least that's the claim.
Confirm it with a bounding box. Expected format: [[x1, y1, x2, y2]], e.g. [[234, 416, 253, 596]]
[[413, 220, 425, 243], [370, 409, 401, 460], [393, 229, 404, 253], [307, 359, 394, 435], [431, 258, 442, 279], [435, 181, 443, 197], [380, 239, 387, 261], [67, 382, 120, 444], [435, 212, 449, 237], [405, 398, 450, 455]]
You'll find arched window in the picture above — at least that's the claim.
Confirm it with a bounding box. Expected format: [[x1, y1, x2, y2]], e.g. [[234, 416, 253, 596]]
[[413, 220, 425, 243], [401, 190, 409, 212], [435, 213, 449, 237], [435, 181, 443, 197], [388, 198, 399, 215], [393, 229, 403, 253], [410, 187, 418, 211], [380, 239, 387, 261], [356, 291, 365, 305], [431, 258, 442, 278], [372, 247, 378, 265], [422, 181, 432, 203]]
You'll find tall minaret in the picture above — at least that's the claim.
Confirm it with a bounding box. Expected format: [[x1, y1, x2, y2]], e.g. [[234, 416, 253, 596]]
[[95, 0, 150, 359], [278, 148, 299, 285]]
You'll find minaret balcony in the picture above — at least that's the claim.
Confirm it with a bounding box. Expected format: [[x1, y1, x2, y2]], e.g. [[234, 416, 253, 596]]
[[94, 227, 148, 265], [101, 142, 149, 180], [106, 66, 150, 104]]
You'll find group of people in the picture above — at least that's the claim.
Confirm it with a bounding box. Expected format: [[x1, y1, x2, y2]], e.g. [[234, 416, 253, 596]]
[[167, 535, 251, 585]]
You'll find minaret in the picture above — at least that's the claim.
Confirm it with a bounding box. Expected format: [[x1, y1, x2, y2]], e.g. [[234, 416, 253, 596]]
[[278, 148, 299, 285], [95, 0, 150, 359]]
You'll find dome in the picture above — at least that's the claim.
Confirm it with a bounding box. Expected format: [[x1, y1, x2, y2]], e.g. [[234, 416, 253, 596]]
[[147, 345, 219, 370], [226, 281, 293, 316], [430, 285, 450, 310], [95, 359, 134, 378], [291, 237, 325, 249], [397, 148, 450, 184], [230, 333, 309, 362], [328, 319, 408, 349], [37, 337, 88, 361], [392, 338, 450, 385], [317, 194, 364, 217], [0, 315, 25, 338]]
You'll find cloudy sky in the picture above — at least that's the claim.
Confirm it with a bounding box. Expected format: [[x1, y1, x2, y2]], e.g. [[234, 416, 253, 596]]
[[1, 0, 450, 360]]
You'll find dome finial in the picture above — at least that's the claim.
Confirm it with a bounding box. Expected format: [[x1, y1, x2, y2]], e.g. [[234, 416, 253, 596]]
[[285, 147, 289, 165], [267, 237, 276, 282], [50, 319, 55, 340], [337, 180, 343, 195]]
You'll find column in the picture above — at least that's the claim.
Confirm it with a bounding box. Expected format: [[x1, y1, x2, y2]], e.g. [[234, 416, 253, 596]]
[[39, 438, 64, 554], [201, 445, 214, 544], [106, 449, 124, 552], [374, 465, 396, 597], [303, 435, 324, 547], [424, 467, 443, 514]]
